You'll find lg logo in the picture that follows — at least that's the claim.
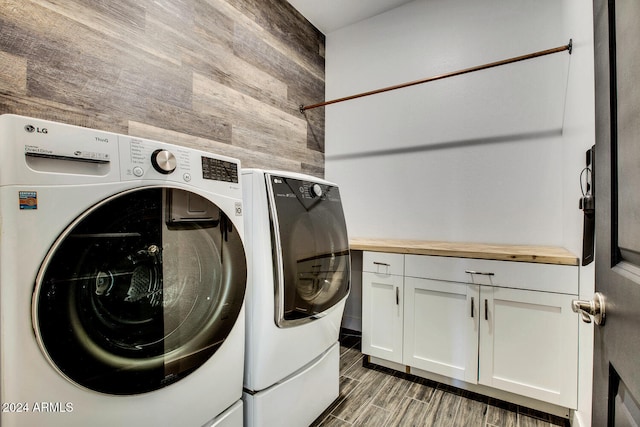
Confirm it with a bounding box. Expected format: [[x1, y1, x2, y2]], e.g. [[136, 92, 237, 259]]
[[24, 124, 48, 134]]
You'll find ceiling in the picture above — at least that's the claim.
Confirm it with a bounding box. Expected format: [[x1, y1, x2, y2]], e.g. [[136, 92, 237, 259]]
[[285, 0, 415, 34]]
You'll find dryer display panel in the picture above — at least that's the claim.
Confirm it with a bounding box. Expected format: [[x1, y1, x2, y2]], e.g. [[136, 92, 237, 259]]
[[268, 175, 350, 327], [33, 187, 246, 395]]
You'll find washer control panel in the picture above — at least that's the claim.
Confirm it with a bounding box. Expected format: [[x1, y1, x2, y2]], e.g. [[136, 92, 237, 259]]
[[120, 137, 239, 185]]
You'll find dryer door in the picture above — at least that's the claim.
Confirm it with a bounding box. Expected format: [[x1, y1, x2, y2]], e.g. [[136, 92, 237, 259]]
[[33, 187, 246, 395], [267, 175, 350, 327]]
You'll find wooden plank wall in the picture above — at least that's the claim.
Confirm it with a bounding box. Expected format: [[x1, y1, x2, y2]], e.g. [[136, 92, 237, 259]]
[[0, 0, 325, 176]]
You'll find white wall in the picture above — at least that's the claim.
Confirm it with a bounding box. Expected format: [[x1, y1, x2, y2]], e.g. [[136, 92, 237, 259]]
[[325, 0, 587, 248], [324, 0, 595, 424]]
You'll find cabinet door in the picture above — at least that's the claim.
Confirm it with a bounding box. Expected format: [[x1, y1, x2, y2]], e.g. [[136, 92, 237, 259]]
[[403, 277, 479, 383], [362, 271, 403, 363], [478, 286, 578, 408]]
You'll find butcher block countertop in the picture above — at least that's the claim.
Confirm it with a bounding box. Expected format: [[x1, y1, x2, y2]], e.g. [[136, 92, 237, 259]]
[[349, 238, 579, 266]]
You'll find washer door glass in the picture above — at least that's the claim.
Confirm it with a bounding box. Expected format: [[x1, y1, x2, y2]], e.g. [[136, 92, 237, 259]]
[[33, 187, 246, 395], [267, 175, 350, 327]]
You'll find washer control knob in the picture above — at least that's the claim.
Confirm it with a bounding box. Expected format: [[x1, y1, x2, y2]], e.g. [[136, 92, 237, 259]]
[[151, 149, 177, 174], [310, 183, 323, 198]]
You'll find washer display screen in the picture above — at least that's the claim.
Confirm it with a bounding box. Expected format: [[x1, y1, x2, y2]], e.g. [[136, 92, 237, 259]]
[[33, 187, 246, 395]]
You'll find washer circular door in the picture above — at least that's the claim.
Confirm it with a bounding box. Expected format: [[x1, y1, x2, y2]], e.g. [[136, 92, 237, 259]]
[[33, 187, 246, 395]]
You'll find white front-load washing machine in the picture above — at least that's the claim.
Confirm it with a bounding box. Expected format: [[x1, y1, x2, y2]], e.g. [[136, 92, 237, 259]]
[[0, 115, 247, 427], [242, 169, 351, 427]]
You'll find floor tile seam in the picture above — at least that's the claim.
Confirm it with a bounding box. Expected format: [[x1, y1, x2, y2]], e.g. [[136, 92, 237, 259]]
[[341, 357, 364, 376], [372, 383, 412, 414], [342, 355, 371, 378], [420, 388, 450, 425], [352, 374, 395, 420], [369, 386, 406, 416], [437, 389, 465, 426], [405, 394, 433, 406], [384, 395, 429, 427], [341, 361, 365, 380], [328, 378, 362, 422], [330, 394, 350, 415], [327, 413, 355, 426], [311, 413, 332, 427], [342, 373, 360, 383], [369, 402, 393, 411], [331, 375, 392, 424], [363, 371, 394, 398], [340, 349, 362, 361], [337, 377, 362, 403], [447, 391, 478, 427], [404, 380, 439, 405], [340, 365, 359, 378], [352, 401, 392, 426], [352, 365, 395, 390], [339, 342, 360, 352], [340, 343, 361, 354]]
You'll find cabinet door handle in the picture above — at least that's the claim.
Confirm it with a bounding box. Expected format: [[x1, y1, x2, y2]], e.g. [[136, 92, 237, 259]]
[[471, 297, 475, 318], [396, 287, 399, 305], [485, 299, 488, 321], [374, 261, 391, 267], [465, 270, 495, 276]]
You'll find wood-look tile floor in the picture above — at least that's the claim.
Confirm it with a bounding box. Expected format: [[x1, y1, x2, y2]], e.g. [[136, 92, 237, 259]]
[[311, 332, 569, 427]]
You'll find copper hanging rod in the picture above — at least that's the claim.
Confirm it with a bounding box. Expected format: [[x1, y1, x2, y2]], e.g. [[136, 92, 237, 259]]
[[299, 39, 572, 113]]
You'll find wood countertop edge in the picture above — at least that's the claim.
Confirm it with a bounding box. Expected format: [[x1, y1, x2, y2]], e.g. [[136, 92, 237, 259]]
[[349, 238, 580, 266]]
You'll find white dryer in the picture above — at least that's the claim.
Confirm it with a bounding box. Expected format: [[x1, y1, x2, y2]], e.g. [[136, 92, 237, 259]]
[[242, 169, 350, 427], [0, 115, 247, 427]]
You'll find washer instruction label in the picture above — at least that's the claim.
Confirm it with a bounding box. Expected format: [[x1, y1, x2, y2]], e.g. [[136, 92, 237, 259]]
[[19, 191, 37, 210]]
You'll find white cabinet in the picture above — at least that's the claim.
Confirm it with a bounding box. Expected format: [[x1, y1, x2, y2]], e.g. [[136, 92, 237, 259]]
[[361, 252, 404, 363], [403, 277, 479, 383], [362, 251, 579, 409], [478, 286, 578, 408]]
